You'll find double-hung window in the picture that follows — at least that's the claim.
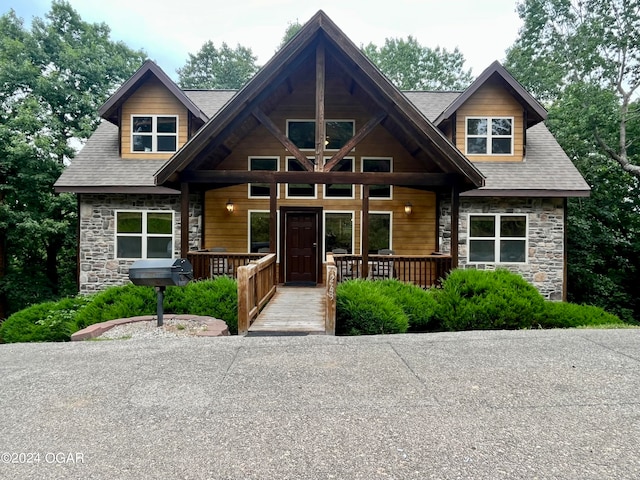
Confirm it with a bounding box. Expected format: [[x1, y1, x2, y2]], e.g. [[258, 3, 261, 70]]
[[286, 119, 354, 150], [132, 115, 178, 153], [468, 214, 527, 263], [466, 117, 513, 155], [248, 157, 279, 198], [116, 211, 173, 259]]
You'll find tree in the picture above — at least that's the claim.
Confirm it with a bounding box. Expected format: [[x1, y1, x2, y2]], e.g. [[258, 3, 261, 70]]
[[506, 0, 640, 179], [362, 36, 473, 91], [176, 41, 258, 89], [278, 20, 302, 49], [0, 1, 146, 318]]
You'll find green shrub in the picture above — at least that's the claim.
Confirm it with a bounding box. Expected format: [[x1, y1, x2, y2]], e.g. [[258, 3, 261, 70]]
[[0, 296, 91, 343], [336, 280, 408, 335], [537, 301, 623, 329], [432, 268, 546, 331], [372, 279, 439, 332]]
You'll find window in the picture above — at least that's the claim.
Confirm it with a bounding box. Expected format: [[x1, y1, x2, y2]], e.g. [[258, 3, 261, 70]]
[[286, 119, 354, 150], [286, 158, 316, 198], [362, 157, 392, 199], [249, 157, 279, 198], [248, 211, 272, 253], [367, 212, 391, 254], [324, 157, 354, 198], [132, 115, 178, 153], [466, 117, 513, 155], [116, 211, 173, 259], [468, 214, 527, 263], [325, 212, 353, 256]]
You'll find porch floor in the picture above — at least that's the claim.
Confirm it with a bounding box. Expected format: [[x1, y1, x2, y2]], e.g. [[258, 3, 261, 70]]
[[248, 286, 326, 335]]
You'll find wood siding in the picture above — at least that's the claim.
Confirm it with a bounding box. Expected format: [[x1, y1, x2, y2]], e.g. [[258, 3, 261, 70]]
[[121, 77, 189, 160], [455, 79, 524, 162]]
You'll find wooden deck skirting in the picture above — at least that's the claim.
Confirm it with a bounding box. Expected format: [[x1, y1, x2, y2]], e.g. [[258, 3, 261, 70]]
[[236, 254, 277, 335]]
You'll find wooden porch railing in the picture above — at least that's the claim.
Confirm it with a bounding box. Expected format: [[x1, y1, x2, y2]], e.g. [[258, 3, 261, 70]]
[[186, 251, 268, 280], [332, 254, 452, 289], [325, 254, 338, 335], [236, 254, 277, 335]]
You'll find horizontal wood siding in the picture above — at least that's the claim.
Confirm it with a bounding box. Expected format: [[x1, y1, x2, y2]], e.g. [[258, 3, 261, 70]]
[[121, 77, 189, 160], [455, 79, 524, 162]]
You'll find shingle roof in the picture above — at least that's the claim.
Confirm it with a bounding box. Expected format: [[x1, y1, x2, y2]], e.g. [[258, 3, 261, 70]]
[[55, 90, 589, 197]]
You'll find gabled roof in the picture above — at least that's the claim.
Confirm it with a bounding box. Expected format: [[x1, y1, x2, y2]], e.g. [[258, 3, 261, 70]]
[[98, 60, 208, 125], [154, 10, 485, 189], [434, 61, 547, 127]]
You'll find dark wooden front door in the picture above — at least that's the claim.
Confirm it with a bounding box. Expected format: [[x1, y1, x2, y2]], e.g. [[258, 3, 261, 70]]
[[285, 211, 318, 284]]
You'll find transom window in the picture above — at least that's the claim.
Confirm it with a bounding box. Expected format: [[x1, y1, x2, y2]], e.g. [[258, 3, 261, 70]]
[[325, 212, 353, 257], [248, 157, 279, 198], [132, 115, 178, 153], [324, 157, 354, 198], [116, 211, 173, 259], [286, 158, 316, 198], [286, 120, 355, 150], [468, 214, 527, 263], [466, 117, 513, 155], [362, 157, 392, 199]]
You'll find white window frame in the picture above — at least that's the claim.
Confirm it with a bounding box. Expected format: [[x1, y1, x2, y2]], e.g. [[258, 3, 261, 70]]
[[465, 116, 514, 156], [115, 210, 174, 259], [323, 156, 355, 199], [285, 156, 317, 199], [467, 213, 528, 264], [360, 210, 393, 253], [323, 210, 355, 260], [286, 119, 355, 151], [248, 210, 279, 260], [361, 157, 393, 200], [131, 115, 179, 153], [248, 156, 280, 199]]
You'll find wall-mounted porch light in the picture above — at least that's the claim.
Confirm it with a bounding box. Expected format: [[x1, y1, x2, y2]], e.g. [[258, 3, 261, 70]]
[[226, 199, 234, 213], [404, 202, 413, 216]]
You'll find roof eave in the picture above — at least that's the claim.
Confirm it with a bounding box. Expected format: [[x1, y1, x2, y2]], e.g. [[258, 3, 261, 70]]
[[461, 188, 591, 198]]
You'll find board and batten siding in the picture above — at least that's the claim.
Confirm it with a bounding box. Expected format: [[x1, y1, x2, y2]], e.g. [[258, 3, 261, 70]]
[[120, 77, 189, 160], [455, 79, 524, 162]]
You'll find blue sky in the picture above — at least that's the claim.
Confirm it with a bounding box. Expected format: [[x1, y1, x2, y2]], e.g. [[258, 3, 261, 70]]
[[5, 0, 523, 80]]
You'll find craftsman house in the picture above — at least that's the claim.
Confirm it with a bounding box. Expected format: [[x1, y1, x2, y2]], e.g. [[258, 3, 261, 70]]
[[55, 10, 589, 301]]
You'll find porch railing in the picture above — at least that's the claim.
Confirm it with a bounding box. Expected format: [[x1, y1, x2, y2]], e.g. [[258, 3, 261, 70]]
[[187, 251, 268, 280], [332, 254, 452, 289], [237, 254, 277, 335]]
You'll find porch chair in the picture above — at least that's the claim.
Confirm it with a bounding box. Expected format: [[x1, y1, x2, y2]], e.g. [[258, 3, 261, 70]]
[[331, 248, 353, 281], [208, 247, 233, 277], [371, 249, 395, 280]]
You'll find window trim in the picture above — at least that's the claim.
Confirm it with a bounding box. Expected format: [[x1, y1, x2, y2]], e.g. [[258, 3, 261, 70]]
[[131, 115, 179, 153], [115, 210, 174, 259], [465, 116, 514, 156], [361, 157, 393, 200], [323, 210, 355, 261], [247, 210, 279, 260], [323, 156, 355, 199], [360, 210, 393, 253], [248, 156, 280, 199], [286, 119, 355, 151], [467, 213, 528, 264], [285, 156, 317, 199]]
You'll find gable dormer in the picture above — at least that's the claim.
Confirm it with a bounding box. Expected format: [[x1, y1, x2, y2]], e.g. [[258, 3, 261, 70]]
[[98, 60, 208, 160], [435, 61, 547, 163]]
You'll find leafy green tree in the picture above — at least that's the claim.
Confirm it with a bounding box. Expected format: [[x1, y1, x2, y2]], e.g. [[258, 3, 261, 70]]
[[278, 20, 302, 49], [0, 1, 146, 318], [506, 0, 640, 179], [176, 41, 258, 89], [363, 36, 473, 91]]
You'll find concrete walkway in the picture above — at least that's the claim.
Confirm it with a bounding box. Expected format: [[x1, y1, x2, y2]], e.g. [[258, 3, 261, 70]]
[[1, 329, 640, 479]]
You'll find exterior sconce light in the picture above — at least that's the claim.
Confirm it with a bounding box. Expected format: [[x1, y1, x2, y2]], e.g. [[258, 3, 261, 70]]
[[226, 199, 234, 213], [404, 202, 413, 216]]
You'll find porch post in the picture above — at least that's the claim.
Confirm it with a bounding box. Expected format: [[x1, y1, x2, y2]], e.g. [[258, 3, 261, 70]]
[[180, 182, 190, 257], [362, 184, 370, 278], [269, 182, 277, 252], [450, 183, 459, 268]]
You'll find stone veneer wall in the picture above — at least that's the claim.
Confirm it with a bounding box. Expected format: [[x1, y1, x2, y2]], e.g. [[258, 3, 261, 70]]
[[439, 197, 565, 300], [78, 193, 202, 293]]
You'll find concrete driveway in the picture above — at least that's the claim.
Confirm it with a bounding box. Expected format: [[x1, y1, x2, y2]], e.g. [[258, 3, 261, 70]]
[[1, 329, 639, 479]]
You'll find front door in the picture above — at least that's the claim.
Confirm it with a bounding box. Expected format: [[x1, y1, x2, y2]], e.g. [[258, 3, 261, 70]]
[[285, 210, 319, 285]]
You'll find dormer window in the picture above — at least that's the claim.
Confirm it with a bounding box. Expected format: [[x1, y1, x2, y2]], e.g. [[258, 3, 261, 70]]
[[466, 117, 513, 155], [132, 115, 178, 153]]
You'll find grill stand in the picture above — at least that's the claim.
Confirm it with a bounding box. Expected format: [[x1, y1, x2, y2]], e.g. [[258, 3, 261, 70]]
[[155, 286, 166, 327]]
